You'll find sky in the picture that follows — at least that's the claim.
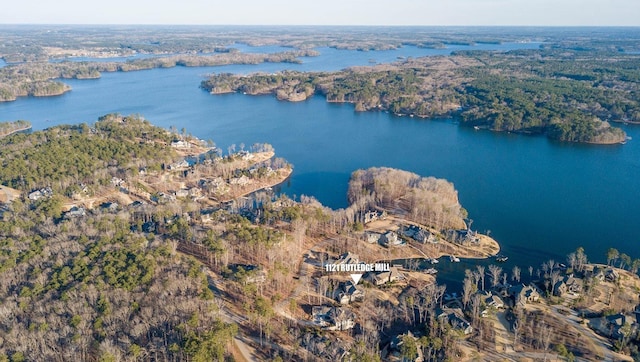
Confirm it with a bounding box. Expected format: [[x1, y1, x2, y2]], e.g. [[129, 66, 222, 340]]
[[2, 0, 639, 26]]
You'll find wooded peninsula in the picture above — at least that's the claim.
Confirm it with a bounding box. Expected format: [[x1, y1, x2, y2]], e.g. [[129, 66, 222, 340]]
[[201, 48, 639, 144]]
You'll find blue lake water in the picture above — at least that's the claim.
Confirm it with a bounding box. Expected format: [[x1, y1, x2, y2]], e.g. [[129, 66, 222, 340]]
[[228, 43, 295, 54], [0, 42, 637, 290]]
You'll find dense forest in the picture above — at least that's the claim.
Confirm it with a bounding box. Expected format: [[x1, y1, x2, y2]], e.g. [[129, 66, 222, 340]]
[[0, 205, 237, 361], [202, 48, 640, 144], [0, 114, 177, 198], [0, 117, 241, 360]]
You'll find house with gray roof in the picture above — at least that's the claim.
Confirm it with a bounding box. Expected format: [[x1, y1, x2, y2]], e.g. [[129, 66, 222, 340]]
[[311, 306, 356, 331], [509, 284, 541, 307], [335, 281, 365, 305]]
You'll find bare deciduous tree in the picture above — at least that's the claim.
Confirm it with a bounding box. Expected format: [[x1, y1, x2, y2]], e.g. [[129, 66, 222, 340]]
[[488, 264, 502, 289], [462, 271, 475, 309], [476, 265, 486, 291], [550, 271, 562, 296], [512, 266, 521, 283]]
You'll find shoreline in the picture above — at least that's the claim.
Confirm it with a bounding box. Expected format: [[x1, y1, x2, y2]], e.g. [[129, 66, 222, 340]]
[[432, 233, 501, 260], [217, 167, 293, 202], [363, 217, 500, 264], [1, 49, 318, 103], [0, 125, 32, 138], [409, 233, 500, 261], [0, 89, 71, 103], [612, 119, 640, 125], [370, 212, 499, 257]]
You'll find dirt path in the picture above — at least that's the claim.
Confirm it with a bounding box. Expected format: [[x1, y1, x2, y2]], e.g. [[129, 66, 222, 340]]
[[273, 256, 318, 327], [207, 273, 259, 362], [547, 306, 632, 362], [493, 311, 514, 353]]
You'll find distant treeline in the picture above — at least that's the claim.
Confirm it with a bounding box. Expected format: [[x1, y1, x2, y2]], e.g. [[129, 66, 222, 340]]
[[4, 25, 640, 64], [0, 25, 532, 62]]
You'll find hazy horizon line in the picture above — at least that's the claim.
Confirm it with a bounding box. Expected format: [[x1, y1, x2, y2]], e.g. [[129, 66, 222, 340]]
[[2, 23, 640, 28]]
